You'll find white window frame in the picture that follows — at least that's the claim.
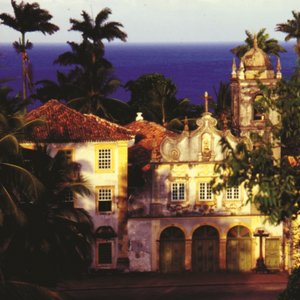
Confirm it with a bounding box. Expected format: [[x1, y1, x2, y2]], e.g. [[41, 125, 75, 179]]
[[98, 148, 112, 170], [226, 186, 240, 201], [171, 182, 185, 201], [199, 182, 213, 201], [97, 187, 114, 213]]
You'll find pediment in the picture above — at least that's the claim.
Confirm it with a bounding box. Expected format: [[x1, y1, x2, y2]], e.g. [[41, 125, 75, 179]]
[[160, 113, 251, 162]]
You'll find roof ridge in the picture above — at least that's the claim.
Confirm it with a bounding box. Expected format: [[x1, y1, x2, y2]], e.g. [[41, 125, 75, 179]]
[[25, 100, 134, 142]]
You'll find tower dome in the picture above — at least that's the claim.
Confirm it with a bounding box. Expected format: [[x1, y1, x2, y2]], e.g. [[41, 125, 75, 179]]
[[241, 37, 273, 70], [239, 35, 275, 79]]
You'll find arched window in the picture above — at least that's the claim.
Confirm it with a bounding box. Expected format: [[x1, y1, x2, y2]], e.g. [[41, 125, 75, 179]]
[[253, 94, 265, 121]]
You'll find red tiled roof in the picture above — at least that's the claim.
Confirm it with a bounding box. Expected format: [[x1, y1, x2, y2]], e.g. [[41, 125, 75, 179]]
[[25, 100, 134, 142], [125, 120, 176, 166]]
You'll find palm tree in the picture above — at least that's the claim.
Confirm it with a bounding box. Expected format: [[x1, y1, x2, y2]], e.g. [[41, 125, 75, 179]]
[[0, 0, 59, 99], [3, 147, 94, 284], [69, 8, 127, 52], [0, 84, 94, 287], [66, 8, 127, 118], [231, 28, 286, 58], [212, 81, 232, 131], [0, 85, 42, 284], [276, 11, 300, 57], [38, 9, 130, 123], [46, 41, 131, 123]]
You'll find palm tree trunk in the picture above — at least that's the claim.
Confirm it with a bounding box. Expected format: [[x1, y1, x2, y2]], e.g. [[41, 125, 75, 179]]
[[21, 33, 27, 100]]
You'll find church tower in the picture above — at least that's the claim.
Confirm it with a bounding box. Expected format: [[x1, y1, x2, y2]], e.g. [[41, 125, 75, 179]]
[[230, 36, 282, 137]]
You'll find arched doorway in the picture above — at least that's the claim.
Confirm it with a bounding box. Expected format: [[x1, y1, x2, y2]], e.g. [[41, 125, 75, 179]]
[[192, 225, 219, 272], [160, 226, 185, 273], [226, 225, 252, 271]]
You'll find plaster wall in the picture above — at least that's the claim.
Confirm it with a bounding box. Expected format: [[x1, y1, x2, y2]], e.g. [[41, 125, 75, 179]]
[[128, 216, 283, 272]]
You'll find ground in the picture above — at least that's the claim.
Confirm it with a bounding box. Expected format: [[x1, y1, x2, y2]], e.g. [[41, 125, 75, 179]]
[[57, 271, 288, 300]]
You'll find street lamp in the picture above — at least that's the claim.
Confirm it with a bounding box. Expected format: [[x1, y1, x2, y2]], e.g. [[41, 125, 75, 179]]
[[254, 227, 270, 273]]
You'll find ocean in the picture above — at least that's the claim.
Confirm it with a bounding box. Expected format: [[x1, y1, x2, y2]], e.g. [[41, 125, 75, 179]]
[[0, 42, 297, 104]]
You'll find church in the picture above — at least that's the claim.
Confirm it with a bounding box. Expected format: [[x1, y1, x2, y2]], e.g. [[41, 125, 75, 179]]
[[126, 38, 286, 273]]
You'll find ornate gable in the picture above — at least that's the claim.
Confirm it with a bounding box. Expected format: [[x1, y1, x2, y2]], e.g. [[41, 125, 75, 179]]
[[160, 112, 247, 163]]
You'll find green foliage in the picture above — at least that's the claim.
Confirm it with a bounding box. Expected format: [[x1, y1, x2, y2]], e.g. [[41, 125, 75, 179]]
[[69, 8, 127, 49], [276, 11, 300, 57], [0, 87, 42, 251], [0, 85, 94, 285], [2, 147, 94, 284], [212, 81, 232, 130], [278, 267, 300, 300], [125, 73, 202, 129], [231, 28, 286, 59]]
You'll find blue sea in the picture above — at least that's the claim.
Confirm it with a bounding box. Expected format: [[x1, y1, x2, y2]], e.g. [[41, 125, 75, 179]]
[[0, 42, 297, 104]]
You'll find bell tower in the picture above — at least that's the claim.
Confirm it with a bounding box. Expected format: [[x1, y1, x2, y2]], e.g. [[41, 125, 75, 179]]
[[230, 36, 282, 137]]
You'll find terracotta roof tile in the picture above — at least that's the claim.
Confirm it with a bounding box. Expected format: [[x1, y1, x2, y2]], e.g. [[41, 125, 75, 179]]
[[25, 99, 134, 142], [125, 120, 176, 166]]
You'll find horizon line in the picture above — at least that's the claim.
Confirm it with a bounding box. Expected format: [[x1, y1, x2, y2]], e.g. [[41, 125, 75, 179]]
[[0, 40, 294, 46]]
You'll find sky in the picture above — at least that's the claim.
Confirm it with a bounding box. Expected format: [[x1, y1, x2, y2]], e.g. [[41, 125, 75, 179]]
[[0, 0, 299, 44]]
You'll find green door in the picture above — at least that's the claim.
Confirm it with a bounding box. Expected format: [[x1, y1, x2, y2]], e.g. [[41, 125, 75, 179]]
[[192, 226, 219, 272], [160, 227, 185, 273], [265, 238, 280, 270], [226, 226, 252, 271]]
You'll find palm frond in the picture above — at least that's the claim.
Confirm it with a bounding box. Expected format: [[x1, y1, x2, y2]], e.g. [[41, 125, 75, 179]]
[[95, 8, 112, 26], [0, 162, 43, 202]]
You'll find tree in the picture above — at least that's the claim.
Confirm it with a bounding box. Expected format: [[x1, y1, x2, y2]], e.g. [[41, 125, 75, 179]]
[[212, 81, 232, 130], [36, 8, 130, 123], [0, 85, 94, 288], [0, 0, 59, 99], [69, 8, 127, 52], [125, 73, 195, 129], [2, 147, 94, 284], [213, 67, 300, 224], [276, 11, 300, 57], [231, 28, 286, 59], [0, 85, 43, 286]]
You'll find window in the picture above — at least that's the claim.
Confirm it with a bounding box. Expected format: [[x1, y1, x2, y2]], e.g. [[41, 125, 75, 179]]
[[64, 190, 74, 202], [199, 182, 213, 201], [226, 186, 240, 200], [98, 149, 111, 169], [97, 187, 113, 212], [98, 242, 112, 264], [253, 95, 264, 121], [171, 182, 185, 201], [95, 145, 115, 172]]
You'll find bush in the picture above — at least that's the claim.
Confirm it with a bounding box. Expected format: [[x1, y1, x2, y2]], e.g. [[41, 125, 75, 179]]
[[278, 268, 300, 300]]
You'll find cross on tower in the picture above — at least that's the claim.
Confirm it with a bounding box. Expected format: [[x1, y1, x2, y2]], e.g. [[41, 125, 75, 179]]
[[204, 91, 210, 113]]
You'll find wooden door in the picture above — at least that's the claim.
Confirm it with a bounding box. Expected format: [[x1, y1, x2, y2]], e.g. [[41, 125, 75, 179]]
[[160, 227, 185, 273], [226, 226, 252, 271], [265, 238, 280, 270], [192, 226, 219, 272]]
